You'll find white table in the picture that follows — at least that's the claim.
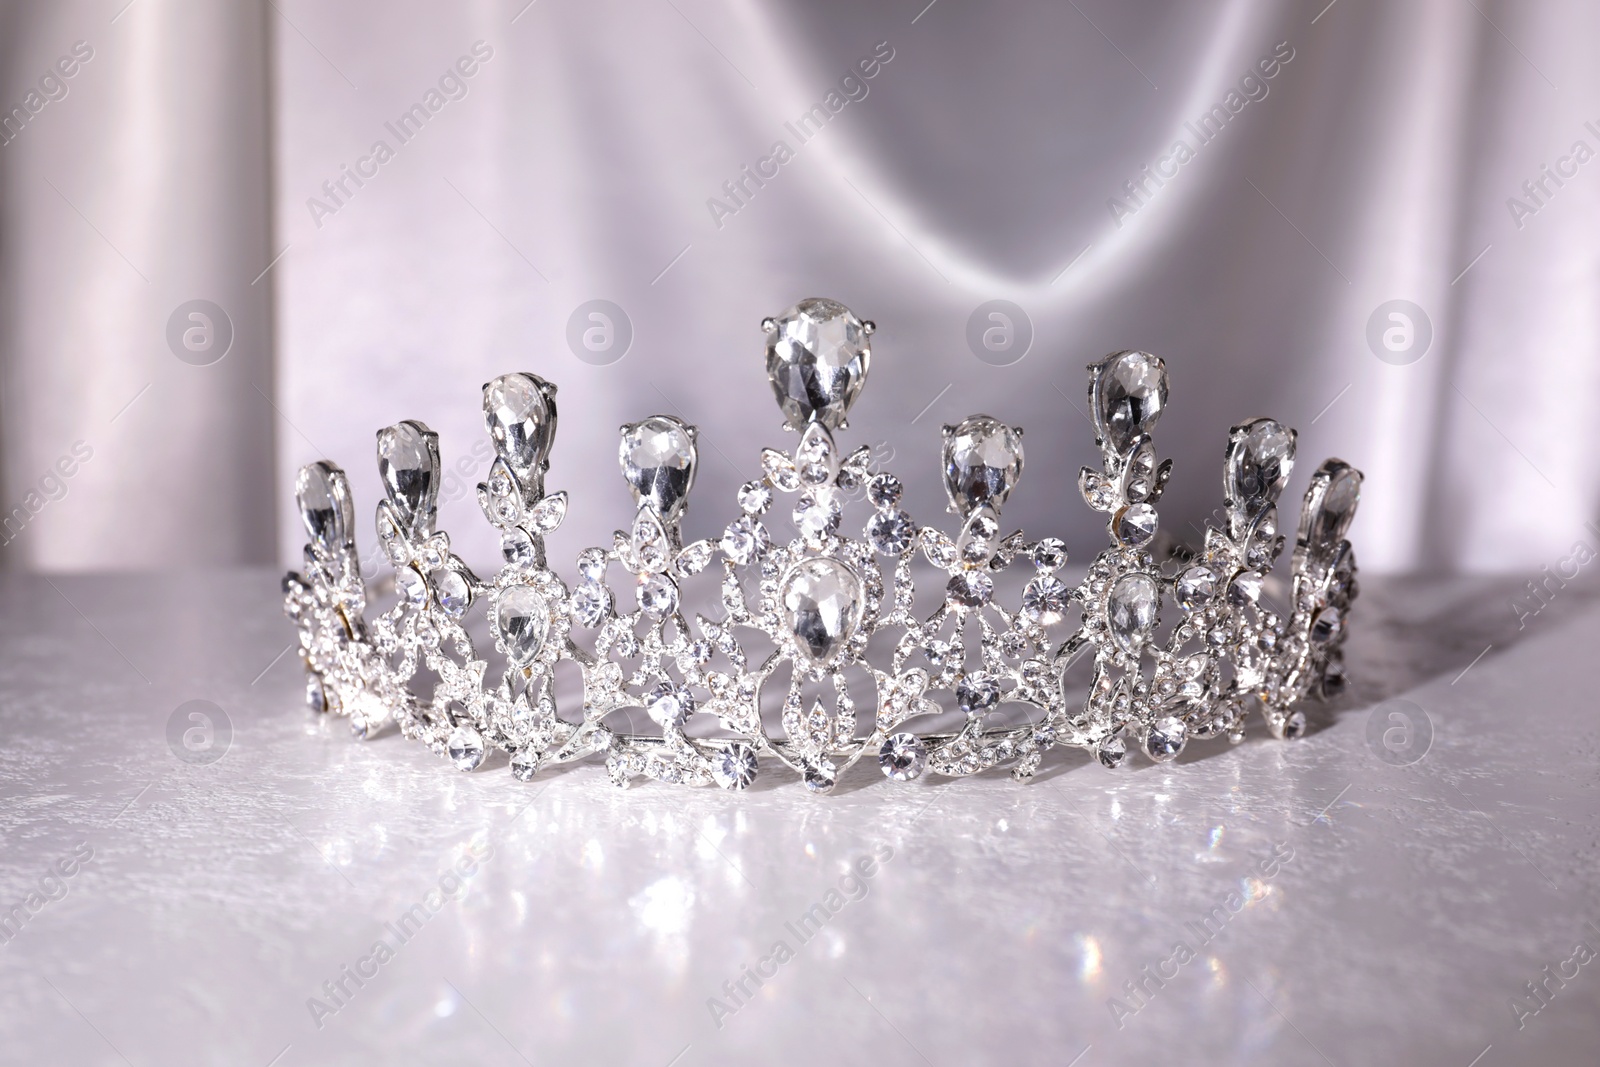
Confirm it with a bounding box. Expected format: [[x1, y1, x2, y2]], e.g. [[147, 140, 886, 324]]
[[0, 571, 1595, 1065]]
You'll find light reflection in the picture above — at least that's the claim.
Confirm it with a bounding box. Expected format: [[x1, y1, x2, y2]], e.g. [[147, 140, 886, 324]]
[[630, 876, 695, 938], [1078, 934, 1103, 982], [1208, 825, 1224, 849], [581, 839, 604, 871], [1208, 956, 1227, 986]]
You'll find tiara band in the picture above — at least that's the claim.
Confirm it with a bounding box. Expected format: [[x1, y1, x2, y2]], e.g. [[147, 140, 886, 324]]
[[282, 297, 1362, 792]]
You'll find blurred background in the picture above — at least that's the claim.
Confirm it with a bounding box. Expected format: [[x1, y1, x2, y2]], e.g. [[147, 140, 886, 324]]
[[0, 0, 1595, 575]]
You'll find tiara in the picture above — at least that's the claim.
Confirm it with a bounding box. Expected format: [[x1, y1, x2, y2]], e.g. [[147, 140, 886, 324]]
[[282, 298, 1362, 792]]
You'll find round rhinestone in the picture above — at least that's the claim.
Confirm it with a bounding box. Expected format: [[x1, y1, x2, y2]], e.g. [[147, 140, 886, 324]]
[[577, 547, 608, 581], [1145, 717, 1187, 762], [802, 758, 838, 794], [646, 682, 695, 728], [1175, 565, 1217, 611], [878, 733, 927, 781], [1021, 574, 1071, 625], [1097, 735, 1128, 769], [509, 747, 540, 781], [569, 582, 610, 627], [1114, 503, 1159, 548], [501, 528, 535, 566], [866, 510, 916, 556], [637, 573, 679, 618], [447, 725, 486, 772], [956, 672, 1001, 718], [712, 743, 760, 790], [721, 517, 770, 565], [946, 571, 993, 608], [868, 473, 903, 509], [395, 565, 427, 606], [1032, 537, 1067, 571], [738, 480, 774, 515]]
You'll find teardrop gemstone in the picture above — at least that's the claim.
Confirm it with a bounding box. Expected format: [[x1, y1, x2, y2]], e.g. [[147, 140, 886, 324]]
[[483, 373, 556, 475], [1227, 418, 1296, 516], [1106, 572, 1159, 654], [496, 584, 550, 665], [764, 298, 871, 431], [1091, 351, 1167, 454], [942, 415, 1024, 516], [296, 461, 350, 556], [1305, 460, 1362, 554], [376, 421, 438, 534], [780, 557, 864, 668], [619, 416, 697, 520]]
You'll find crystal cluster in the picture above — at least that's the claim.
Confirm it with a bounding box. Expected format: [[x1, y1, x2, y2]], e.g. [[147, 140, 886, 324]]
[[283, 297, 1363, 792]]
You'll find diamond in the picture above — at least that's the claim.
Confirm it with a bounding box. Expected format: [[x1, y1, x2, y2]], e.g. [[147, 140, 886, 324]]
[[433, 569, 471, 618], [1114, 503, 1159, 547], [1097, 735, 1128, 769], [1281, 709, 1307, 739], [946, 571, 993, 608], [738, 480, 773, 515], [1228, 572, 1263, 607], [765, 298, 871, 431], [780, 558, 864, 669], [620, 416, 696, 520], [306, 674, 327, 714], [1145, 716, 1187, 762], [510, 747, 540, 781], [1021, 574, 1071, 625], [646, 682, 695, 728], [802, 757, 838, 794], [721, 517, 770, 565], [956, 672, 1000, 717], [296, 462, 348, 556], [1032, 537, 1066, 571], [496, 584, 550, 664], [1175, 565, 1217, 611], [1106, 572, 1159, 654], [866, 510, 916, 556], [878, 733, 927, 781], [577, 548, 608, 581], [395, 565, 427, 605], [447, 725, 486, 771], [1091, 351, 1167, 454], [712, 743, 760, 790], [868, 473, 903, 509], [376, 421, 437, 534], [501, 528, 535, 566], [483, 373, 554, 475], [1307, 461, 1362, 554], [569, 581, 609, 627], [793, 490, 841, 540], [1227, 417, 1295, 516], [637, 573, 679, 618], [1309, 605, 1343, 644], [942, 416, 1023, 516]]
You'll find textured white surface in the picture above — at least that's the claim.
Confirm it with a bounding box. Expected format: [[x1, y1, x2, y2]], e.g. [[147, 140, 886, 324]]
[[0, 571, 1596, 1066]]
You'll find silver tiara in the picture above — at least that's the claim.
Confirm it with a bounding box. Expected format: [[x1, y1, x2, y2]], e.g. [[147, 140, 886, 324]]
[[282, 297, 1362, 792]]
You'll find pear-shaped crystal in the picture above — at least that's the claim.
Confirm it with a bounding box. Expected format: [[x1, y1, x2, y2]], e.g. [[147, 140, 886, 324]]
[[764, 298, 871, 431], [780, 557, 863, 668], [1227, 418, 1296, 517], [483, 373, 556, 476], [942, 416, 1024, 516], [1091, 352, 1167, 454], [1304, 460, 1362, 554], [619, 416, 696, 520], [1106, 573, 1159, 654], [496, 584, 550, 665], [296, 462, 350, 556], [376, 421, 438, 535]]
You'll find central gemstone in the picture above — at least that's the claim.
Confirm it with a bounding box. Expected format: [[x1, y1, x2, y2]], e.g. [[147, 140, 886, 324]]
[[780, 557, 864, 668], [496, 584, 550, 665], [942, 415, 1023, 516], [1091, 351, 1167, 454], [1106, 572, 1159, 654], [483, 373, 555, 475], [296, 462, 348, 555], [765, 298, 870, 431], [620, 416, 697, 519]]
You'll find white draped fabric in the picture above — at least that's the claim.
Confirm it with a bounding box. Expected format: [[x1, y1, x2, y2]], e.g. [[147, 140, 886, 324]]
[[2, 0, 1595, 573]]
